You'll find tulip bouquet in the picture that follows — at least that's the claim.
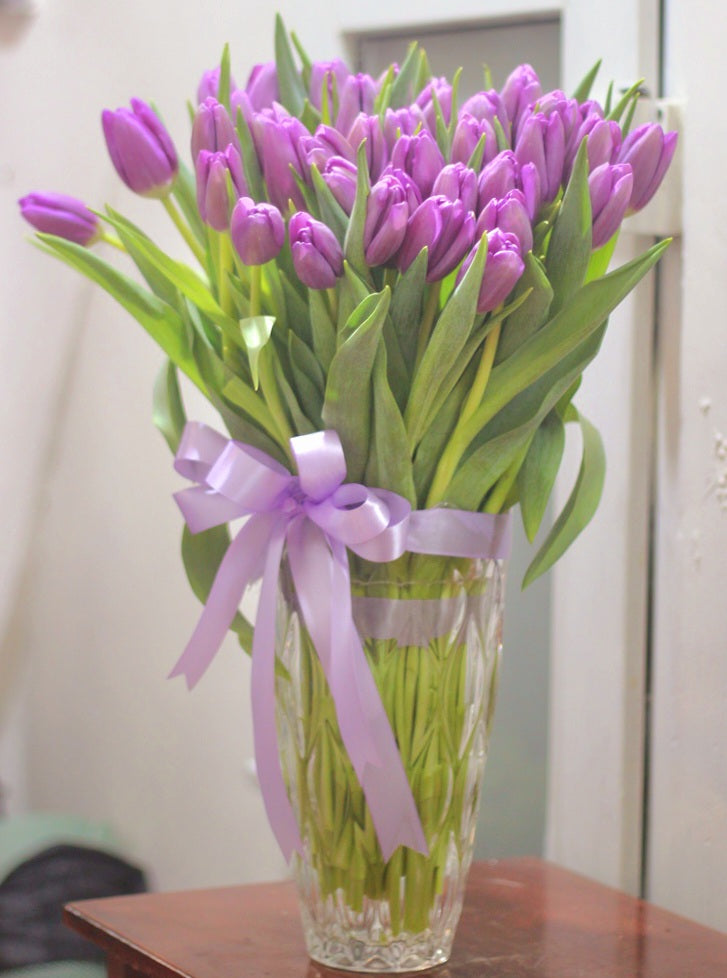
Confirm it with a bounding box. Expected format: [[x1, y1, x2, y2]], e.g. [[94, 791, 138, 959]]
[[20, 15, 676, 970]]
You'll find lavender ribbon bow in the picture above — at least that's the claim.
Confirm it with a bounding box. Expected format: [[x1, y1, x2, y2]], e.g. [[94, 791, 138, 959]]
[[170, 422, 511, 861]]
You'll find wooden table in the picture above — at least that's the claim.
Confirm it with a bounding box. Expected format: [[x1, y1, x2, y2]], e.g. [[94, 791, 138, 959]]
[[64, 857, 727, 978]]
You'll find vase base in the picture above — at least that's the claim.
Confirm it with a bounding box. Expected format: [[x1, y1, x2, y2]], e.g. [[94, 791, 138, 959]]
[[305, 933, 450, 973]]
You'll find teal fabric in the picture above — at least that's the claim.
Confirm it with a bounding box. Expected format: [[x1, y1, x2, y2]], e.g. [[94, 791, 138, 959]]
[[0, 814, 124, 881], [0, 962, 106, 978]]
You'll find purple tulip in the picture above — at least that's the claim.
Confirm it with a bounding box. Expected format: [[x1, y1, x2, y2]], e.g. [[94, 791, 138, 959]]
[[230, 197, 285, 265], [245, 62, 279, 111], [363, 172, 413, 266], [535, 91, 580, 146], [197, 66, 237, 104], [320, 156, 358, 214], [460, 89, 509, 133], [230, 88, 255, 128], [378, 165, 422, 213], [18, 191, 100, 246], [347, 114, 388, 181], [255, 112, 309, 212], [390, 130, 445, 198], [398, 195, 476, 282], [195, 144, 247, 230], [501, 64, 542, 133], [303, 125, 354, 170], [336, 73, 377, 136], [382, 105, 427, 152], [451, 112, 498, 167], [589, 162, 633, 247], [432, 163, 479, 212], [565, 115, 622, 180], [191, 98, 238, 161], [309, 59, 350, 111], [458, 228, 525, 313], [476, 189, 533, 254], [518, 161, 541, 221], [478, 151, 519, 209], [617, 123, 678, 213], [289, 212, 343, 289], [514, 111, 566, 208], [415, 76, 453, 131], [102, 98, 178, 198]]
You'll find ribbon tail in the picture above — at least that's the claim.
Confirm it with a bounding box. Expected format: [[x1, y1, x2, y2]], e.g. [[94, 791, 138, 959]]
[[250, 520, 303, 860], [169, 513, 276, 689], [289, 526, 428, 860]]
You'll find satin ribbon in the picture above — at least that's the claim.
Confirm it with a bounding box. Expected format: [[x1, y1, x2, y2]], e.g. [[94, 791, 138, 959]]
[[170, 421, 512, 861]]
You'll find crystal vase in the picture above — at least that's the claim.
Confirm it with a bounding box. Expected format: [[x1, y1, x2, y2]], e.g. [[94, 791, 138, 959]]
[[275, 552, 506, 972]]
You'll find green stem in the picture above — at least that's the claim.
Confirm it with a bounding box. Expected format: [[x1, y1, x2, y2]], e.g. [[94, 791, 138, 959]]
[[414, 282, 441, 372], [162, 195, 207, 266], [251, 263, 293, 456], [99, 231, 126, 252], [483, 435, 533, 513], [426, 319, 502, 507], [217, 232, 235, 315]]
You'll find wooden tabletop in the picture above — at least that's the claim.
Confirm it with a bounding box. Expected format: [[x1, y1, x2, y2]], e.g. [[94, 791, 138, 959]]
[[64, 857, 727, 978]]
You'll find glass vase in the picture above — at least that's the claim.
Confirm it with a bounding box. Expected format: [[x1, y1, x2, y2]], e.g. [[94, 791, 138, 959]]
[[275, 552, 506, 972]]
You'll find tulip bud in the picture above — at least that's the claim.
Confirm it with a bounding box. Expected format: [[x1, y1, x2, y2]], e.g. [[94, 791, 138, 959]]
[[535, 91, 580, 146], [458, 228, 525, 313], [460, 90, 509, 133], [432, 163, 478, 212], [245, 62, 279, 111], [500, 64, 542, 132], [191, 98, 238, 161], [309, 59, 350, 111], [514, 111, 565, 206], [347, 114, 388, 182], [196, 66, 237, 104], [255, 113, 309, 212], [18, 191, 100, 246], [398, 195, 476, 282], [390, 130, 445, 198], [320, 156, 358, 214], [589, 162, 633, 248], [230, 197, 285, 265], [336, 73, 377, 136], [363, 173, 413, 266], [195, 144, 247, 230], [476, 188, 533, 254], [382, 106, 427, 152], [478, 151, 519, 209], [617, 123, 678, 213], [303, 125, 354, 170], [102, 98, 178, 198], [451, 113, 497, 168], [378, 165, 422, 213], [415, 76, 453, 131], [289, 212, 343, 289]]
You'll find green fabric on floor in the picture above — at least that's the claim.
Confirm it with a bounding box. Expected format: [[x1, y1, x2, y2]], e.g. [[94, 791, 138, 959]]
[[0, 814, 124, 881], [0, 962, 105, 978]]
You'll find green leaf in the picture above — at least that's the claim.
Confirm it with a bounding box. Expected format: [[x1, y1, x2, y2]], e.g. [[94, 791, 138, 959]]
[[338, 261, 371, 336], [466, 133, 487, 172], [586, 231, 619, 282], [522, 408, 606, 587], [239, 315, 276, 388], [153, 360, 187, 454], [365, 344, 416, 503], [279, 269, 311, 345], [234, 108, 265, 204], [108, 209, 182, 307], [389, 249, 428, 374], [310, 165, 349, 246], [272, 355, 315, 433], [172, 161, 206, 245], [288, 332, 324, 426], [405, 235, 488, 447], [459, 238, 671, 452], [518, 409, 566, 541], [290, 31, 313, 87], [545, 139, 592, 315], [103, 208, 239, 335], [495, 252, 554, 363], [274, 13, 306, 116], [343, 141, 372, 281], [607, 79, 645, 124], [218, 43, 232, 111], [35, 234, 205, 395], [571, 59, 602, 101], [307, 288, 336, 371], [389, 42, 420, 108], [222, 375, 284, 444], [181, 525, 253, 653], [374, 64, 396, 115], [322, 288, 390, 481], [493, 116, 510, 152]]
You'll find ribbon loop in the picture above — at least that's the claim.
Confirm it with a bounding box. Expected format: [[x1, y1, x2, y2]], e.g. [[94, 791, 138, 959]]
[[171, 423, 512, 863]]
